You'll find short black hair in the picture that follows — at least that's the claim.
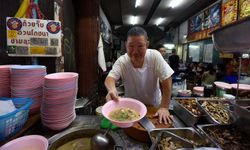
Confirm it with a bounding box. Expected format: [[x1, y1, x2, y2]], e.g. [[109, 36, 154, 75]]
[[157, 44, 165, 50], [127, 26, 148, 40]]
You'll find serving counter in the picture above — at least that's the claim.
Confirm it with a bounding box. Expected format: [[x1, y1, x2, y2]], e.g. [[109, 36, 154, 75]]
[[23, 112, 185, 150]]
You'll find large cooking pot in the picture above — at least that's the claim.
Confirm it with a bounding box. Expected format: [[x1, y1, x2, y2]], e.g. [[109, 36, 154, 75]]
[[48, 127, 123, 150]]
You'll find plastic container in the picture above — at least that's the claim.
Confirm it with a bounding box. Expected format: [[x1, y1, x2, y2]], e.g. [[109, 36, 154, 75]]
[[214, 82, 232, 97], [0, 98, 32, 141]]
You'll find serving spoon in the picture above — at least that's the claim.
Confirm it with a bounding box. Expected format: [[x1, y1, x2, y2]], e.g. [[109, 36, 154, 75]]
[[91, 126, 112, 150]]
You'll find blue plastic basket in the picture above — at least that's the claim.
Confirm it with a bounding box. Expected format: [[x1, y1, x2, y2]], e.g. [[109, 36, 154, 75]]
[[0, 98, 32, 141]]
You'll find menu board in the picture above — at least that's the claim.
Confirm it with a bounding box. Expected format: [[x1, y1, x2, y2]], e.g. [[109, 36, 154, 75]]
[[203, 9, 211, 30], [210, 3, 221, 27], [239, 0, 250, 19], [6, 17, 61, 57], [189, 13, 203, 33], [188, 1, 221, 41], [221, 0, 238, 26]]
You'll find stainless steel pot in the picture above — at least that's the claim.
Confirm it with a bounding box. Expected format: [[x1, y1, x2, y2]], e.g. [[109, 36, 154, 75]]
[[48, 127, 123, 150]]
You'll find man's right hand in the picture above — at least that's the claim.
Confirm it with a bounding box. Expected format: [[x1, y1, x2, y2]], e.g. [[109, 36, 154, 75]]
[[106, 89, 119, 102]]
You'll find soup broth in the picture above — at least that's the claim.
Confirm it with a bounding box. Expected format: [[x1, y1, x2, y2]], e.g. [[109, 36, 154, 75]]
[[109, 107, 140, 121], [57, 138, 90, 150]]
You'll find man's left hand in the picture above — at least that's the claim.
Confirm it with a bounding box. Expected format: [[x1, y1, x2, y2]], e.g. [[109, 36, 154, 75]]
[[154, 107, 173, 125]]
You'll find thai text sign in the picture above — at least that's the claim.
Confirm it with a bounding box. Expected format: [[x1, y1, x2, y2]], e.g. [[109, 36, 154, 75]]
[[6, 17, 61, 57]]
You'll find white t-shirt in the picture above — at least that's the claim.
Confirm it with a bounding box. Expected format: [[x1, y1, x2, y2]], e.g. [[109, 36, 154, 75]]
[[108, 49, 174, 106]]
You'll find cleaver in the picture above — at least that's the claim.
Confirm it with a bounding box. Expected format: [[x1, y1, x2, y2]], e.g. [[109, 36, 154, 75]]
[[139, 116, 155, 131]]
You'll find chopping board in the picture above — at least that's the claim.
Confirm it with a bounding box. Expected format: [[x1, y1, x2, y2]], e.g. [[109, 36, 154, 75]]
[[124, 106, 173, 142]]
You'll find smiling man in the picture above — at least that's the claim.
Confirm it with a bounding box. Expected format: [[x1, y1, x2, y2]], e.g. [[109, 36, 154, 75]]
[[104, 26, 174, 124]]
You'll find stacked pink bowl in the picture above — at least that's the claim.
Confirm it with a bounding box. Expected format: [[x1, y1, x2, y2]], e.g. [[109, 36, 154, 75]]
[[41, 72, 78, 130], [0, 65, 14, 97], [231, 83, 250, 91], [10, 65, 46, 114]]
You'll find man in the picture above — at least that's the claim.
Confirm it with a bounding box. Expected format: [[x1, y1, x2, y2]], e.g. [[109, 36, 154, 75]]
[[158, 45, 168, 62], [105, 27, 174, 124], [158, 45, 166, 56], [168, 49, 179, 75]]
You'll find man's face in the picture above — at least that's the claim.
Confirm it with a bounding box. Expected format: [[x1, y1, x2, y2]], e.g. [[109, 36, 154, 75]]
[[159, 47, 166, 56], [126, 35, 149, 66]]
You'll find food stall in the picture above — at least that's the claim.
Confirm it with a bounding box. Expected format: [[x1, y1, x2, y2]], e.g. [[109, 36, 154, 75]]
[[1, 1, 250, 150]]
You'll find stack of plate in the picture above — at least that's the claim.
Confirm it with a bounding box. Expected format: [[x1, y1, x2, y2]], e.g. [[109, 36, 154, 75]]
[[41, 72, 78, 130], [231, 83, 250, 91], [193, 86, 204, 97], [10, 65, 46, 114], [0, 65, 14, 97]]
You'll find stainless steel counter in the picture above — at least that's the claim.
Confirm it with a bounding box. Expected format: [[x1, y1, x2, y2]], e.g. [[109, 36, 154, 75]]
[[25, 113, 185, 150]]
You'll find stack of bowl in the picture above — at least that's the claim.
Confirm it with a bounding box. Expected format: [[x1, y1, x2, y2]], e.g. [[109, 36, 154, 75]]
[[10, 65, 46, 114], [0, 65, 13, 97], [41, 72, 78, 130]]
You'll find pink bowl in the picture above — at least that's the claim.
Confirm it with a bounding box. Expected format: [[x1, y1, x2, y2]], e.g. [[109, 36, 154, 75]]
[[231, 83, 250, 91], [214, 81, 232, 89], [102, 97, 147, 128], [45, 72, 78, 81], [0, 135, 48, 150]]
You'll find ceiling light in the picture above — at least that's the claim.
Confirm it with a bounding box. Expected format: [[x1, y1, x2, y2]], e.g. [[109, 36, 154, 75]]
[[135, 0, 142, 8], [164, 44, 175, 49], [156, 18, 165, 26], [242, 54, 249, 58], [169, 0, 183, 8], [130, 16, 138, 25], [189, 45, 199, 49]]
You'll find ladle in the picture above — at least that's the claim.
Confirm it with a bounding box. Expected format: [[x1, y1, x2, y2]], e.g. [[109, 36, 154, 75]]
[[91, 126, 112, 150]]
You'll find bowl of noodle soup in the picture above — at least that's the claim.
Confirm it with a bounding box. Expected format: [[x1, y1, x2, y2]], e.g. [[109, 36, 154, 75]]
[[102, 97, 147, 128]]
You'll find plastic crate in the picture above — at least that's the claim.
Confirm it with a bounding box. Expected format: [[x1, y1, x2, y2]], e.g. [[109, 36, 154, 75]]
[[0, 98, 32, 141]]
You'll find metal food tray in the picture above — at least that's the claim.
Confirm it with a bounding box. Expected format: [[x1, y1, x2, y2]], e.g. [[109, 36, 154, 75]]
[[149, 127, 218, 149], [234, 99, 250, 112], [197, 124, 250, 150], [230, 99, 250, 134], [172, 97, 206, 126], [196, 99, 237, 125]]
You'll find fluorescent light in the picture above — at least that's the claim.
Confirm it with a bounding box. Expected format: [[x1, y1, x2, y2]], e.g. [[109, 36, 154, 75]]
[[135, 0, 142, 8], [164, 44, 175, 49], [242, 54, 249, 58], [156, 17, 165, 26], [130, 16, 138, 25], [189, 45, 199, 49], [169, 0, 183, 8]]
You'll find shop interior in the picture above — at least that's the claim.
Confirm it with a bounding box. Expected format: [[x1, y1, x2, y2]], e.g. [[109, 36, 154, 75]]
[[0, 0, 250, 149]]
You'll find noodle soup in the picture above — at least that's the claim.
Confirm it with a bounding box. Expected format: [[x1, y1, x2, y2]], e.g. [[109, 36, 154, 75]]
[[109, 107, 140, 121]]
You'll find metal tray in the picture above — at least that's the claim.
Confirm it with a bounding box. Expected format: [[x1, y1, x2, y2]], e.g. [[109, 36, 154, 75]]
[[196, 99, 237, 125], [149, 128, 218, 149], [230, 99, 250, 134], [234, 99, 250, 112], [172, 97, 206, 126], [197, 124, 250, 150]]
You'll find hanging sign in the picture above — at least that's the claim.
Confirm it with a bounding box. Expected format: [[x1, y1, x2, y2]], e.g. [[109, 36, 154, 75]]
[[6, 17, 61, 57], [221, 0, 238, 26], [187, 2, 221, 42]]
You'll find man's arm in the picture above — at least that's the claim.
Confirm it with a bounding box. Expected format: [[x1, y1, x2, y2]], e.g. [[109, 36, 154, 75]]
[[154, 76, 173, 124], [160, 76, 172, 108], [105, 76, 119, 101]]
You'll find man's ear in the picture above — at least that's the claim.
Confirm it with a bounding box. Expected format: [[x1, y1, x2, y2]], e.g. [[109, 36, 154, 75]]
[[146, 41, 149, 48]]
